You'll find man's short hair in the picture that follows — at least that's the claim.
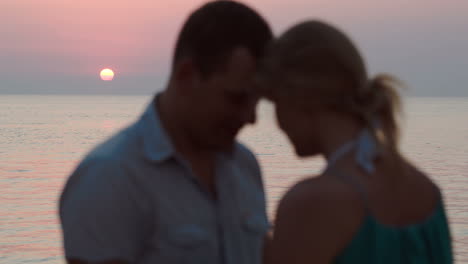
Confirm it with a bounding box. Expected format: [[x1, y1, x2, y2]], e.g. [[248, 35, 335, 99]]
[[173, 0, 273, 77]]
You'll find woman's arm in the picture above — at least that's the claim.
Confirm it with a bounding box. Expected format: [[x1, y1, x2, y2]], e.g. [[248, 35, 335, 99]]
[[263, 230, 274, 264]]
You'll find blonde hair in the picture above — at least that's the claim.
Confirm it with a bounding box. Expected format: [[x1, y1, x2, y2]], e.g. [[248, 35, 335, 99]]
[[261, 20, 403, 147]]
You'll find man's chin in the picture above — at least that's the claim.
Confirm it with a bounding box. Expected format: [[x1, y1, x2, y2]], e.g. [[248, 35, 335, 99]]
[[214, 136, 236, 153], [219, 141, 236, 153]]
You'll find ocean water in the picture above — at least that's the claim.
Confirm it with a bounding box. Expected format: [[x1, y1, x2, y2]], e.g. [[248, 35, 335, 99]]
[[1, 95, 467, 263]]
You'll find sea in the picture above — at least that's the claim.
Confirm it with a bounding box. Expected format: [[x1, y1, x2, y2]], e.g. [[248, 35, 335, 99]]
[[1, 95, 467, 263]]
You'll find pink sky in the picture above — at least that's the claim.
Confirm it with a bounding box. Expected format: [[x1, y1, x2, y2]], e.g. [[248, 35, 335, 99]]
[[1, 0, 467, 95]]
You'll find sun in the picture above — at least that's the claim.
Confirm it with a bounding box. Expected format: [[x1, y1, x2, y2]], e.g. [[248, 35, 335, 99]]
[[100, 68, 114, 81]]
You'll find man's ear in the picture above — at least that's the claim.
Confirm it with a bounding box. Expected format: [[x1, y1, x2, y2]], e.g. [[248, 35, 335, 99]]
[[172, 58, 201, 91]]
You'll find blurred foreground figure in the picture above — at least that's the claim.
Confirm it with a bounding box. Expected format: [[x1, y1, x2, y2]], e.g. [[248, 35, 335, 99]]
[[260, 20, 453, 264], [59, 1, 273, 263]]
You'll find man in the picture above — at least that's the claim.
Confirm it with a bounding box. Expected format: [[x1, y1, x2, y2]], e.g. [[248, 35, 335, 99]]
[[59, 1, 273, 263]]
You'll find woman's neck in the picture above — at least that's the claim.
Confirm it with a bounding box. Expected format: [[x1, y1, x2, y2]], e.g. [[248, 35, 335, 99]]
[[319, 117, 363, 162]]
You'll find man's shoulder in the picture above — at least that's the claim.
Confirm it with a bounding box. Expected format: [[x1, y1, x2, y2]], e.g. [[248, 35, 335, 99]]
[[59, 127, 153, 263], [63, 149, 132, 201], [89, 125, 140, 162], [60, 126, 142, 201]]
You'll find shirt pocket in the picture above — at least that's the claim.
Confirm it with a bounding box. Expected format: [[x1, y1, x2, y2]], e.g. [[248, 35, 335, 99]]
[[243, 211, 270, 234], [167, 224, 209, 248], [241, 211, 270, 264], [157, 224, 215, 264]]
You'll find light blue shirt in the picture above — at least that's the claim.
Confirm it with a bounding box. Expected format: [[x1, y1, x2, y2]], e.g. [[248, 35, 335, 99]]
[[59, 97, 269, 264]]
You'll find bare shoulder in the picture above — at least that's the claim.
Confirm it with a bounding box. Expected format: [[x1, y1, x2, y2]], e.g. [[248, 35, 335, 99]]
[[276, 174, 363, 218], [270, 175, 365, 263]]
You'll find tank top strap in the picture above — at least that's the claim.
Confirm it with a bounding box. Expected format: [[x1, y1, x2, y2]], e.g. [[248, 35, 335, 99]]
[[323, 129, 378, 213]]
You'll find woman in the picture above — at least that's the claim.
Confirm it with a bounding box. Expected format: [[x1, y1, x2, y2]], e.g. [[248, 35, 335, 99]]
[[259, 21, 453, 263]]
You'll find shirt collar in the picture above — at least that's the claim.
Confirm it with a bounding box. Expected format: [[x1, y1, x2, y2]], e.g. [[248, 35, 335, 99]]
[[138, 95, 175, 162]]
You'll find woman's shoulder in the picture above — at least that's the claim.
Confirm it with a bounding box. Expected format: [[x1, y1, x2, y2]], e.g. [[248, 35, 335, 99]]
[[272, 175, 367, 261], [276, 174, 365, 224], [281, 174, 360, 204]]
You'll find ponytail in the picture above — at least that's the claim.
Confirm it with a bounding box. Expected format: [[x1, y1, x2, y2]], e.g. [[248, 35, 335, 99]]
[[363, 74, 403, 148]]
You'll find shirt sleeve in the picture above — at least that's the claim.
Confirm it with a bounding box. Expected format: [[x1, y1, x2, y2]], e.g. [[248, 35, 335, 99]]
[[59, 157, 152, 263]]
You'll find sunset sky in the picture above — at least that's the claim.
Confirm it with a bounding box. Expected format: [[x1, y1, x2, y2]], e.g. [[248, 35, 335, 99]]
[[1, 0, 467, 96]]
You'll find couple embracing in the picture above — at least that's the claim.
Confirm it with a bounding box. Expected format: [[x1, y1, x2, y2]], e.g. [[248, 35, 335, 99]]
[[59, 1, 452, 263]]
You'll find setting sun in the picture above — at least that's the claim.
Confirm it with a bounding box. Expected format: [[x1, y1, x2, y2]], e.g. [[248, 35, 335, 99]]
[[100, 68, 114, 81]]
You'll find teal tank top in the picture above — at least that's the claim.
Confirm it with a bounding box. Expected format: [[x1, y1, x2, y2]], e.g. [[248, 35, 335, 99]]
[[333, 186, 453, 264], [325, 129, 453, 264]]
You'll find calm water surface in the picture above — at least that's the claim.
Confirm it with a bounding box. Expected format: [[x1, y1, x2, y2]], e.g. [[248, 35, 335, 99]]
[[1, 95, 467, 263]]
